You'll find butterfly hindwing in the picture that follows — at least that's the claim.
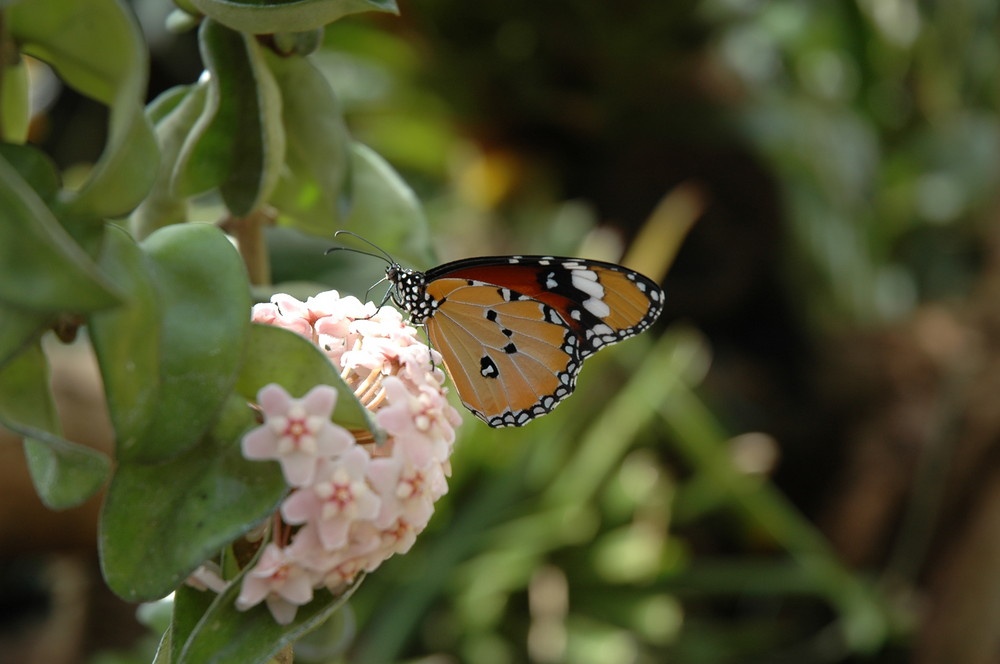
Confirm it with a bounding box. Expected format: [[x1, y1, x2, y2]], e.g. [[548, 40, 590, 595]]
[[423, 277, 581, 427]]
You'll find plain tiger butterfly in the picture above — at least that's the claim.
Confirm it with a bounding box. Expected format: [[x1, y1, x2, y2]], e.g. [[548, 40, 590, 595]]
[[329, 232, 664, 427]]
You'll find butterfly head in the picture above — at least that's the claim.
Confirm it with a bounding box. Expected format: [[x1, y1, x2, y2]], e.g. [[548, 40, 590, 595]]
[[386, 264, 438, 324]]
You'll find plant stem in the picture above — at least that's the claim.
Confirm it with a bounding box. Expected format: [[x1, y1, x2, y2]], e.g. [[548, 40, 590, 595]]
[[222, 208, 272, 286]]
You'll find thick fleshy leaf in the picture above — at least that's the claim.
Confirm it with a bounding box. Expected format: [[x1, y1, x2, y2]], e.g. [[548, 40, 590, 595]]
[[177, 566, 363, 664], [152, 625, 173, 664], [174, 19, 285, 216], [189, 0, 398, 34], [270, 28, 324, 57], [1, 58, 30, 143], [87, 226, 161, 455], [0, 343, 110, 509], [0, 305, 50, 370], [0, 143, 61, 201], [235, 323, 371, 432], [265, 50, 351, 235], [343, 142, 434, 267], [0, 154, 122, 312], [118, 224, 250, 462], [100, 392, 287, 601], [147, 84, 194, 125], [22, 433, 112, 509], [129, 84, 208, 240], [7, 0, 158, 217], [172, 585, 217, 664], [173, 22, 244, 196]]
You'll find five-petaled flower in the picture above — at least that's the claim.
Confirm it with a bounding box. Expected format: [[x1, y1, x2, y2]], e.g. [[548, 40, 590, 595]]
[[235, 543, 316, 625], [242, 384, 353, 487]]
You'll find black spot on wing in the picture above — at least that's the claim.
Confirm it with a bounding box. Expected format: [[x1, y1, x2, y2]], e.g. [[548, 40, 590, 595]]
[[480, 355, 499, 379]]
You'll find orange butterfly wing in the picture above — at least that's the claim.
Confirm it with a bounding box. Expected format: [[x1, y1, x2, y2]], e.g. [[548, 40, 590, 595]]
[[417, 257, 663, 427]]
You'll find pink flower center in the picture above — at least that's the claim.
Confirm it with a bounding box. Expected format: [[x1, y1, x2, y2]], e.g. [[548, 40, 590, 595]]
[[317, 470, 358, 517], [282, 417, 309, 444], [397, 469, 425, 500], [330, 483, 353, 508], [271, 565, 290, 583], [381, 519, 414, 547]]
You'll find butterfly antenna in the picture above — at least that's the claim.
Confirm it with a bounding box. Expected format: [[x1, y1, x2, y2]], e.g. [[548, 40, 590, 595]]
[[330, 230, 396, 264], [326, 232, 399, 319], [323, 245, 392, 263]]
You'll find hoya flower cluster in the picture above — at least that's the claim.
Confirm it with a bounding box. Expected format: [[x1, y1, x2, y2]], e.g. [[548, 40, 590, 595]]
[[200, 291, 462, 624]]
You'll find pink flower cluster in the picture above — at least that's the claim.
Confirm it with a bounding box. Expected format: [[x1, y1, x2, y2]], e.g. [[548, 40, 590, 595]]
[[203, 291, 462, 624]]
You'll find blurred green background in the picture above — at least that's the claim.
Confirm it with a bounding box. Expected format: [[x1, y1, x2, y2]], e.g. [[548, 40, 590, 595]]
[[18, 0, 1000, 662]]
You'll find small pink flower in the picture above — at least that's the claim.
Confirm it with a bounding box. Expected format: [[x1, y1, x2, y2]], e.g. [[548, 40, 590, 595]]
[[378, 517, 420, 556], [367, 447, 447, 531], [236, 543, 316, 624], [287, 521, 382, 575], [242, 384, 353, 487], [251, 296, 314, 339], [280, 447, 381, 550], [377, 377, 462, 467]]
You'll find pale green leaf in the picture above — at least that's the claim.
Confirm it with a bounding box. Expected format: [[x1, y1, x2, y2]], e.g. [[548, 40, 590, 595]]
[[189, 0, 398, 34]]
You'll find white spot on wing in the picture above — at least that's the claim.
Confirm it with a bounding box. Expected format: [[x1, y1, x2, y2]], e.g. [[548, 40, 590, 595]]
[[571, 270, 605, 299], [583, 297, 611, 318]]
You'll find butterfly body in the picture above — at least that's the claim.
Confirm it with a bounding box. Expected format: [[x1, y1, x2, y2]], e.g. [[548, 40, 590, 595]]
[[385, 255, 663, 427]]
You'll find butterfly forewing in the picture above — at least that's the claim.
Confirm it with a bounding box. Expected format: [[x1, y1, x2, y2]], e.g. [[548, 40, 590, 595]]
[[430, 257, 662, 357]]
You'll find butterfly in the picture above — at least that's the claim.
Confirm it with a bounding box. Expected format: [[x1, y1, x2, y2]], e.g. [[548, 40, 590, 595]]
[[330, 233, 664, 427]]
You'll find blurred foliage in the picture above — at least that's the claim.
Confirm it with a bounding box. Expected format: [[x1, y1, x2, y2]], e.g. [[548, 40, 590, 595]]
[[293, 1, 999, 662], [10, 0, 1000, 662]]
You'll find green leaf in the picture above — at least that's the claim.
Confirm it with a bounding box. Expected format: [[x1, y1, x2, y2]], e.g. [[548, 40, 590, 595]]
[[235, 323, 372, 433], [266, 49, 351, 235], [177, 566, 363, 664], [100, 392, 287, 601], [1, 58, 30, 143], [0, 143, 61, 201], [270, 28, 324, 56], [147, 84, 194, 125], [0, 154, 122, 312], [7, 0, 159, 217], [129, 83, 208, 240], [118, 223, 251, 462], [174, 19, 285, 216], [0, 305, 49, 370], [172, 585, 218, 664], [22, 433, 112, 509], [0, 343, 111, 509], [343, 142, 434, 267], [152, 624, 173, 664], [189, 0, 398, 34], [87, 226, 161, 456]]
